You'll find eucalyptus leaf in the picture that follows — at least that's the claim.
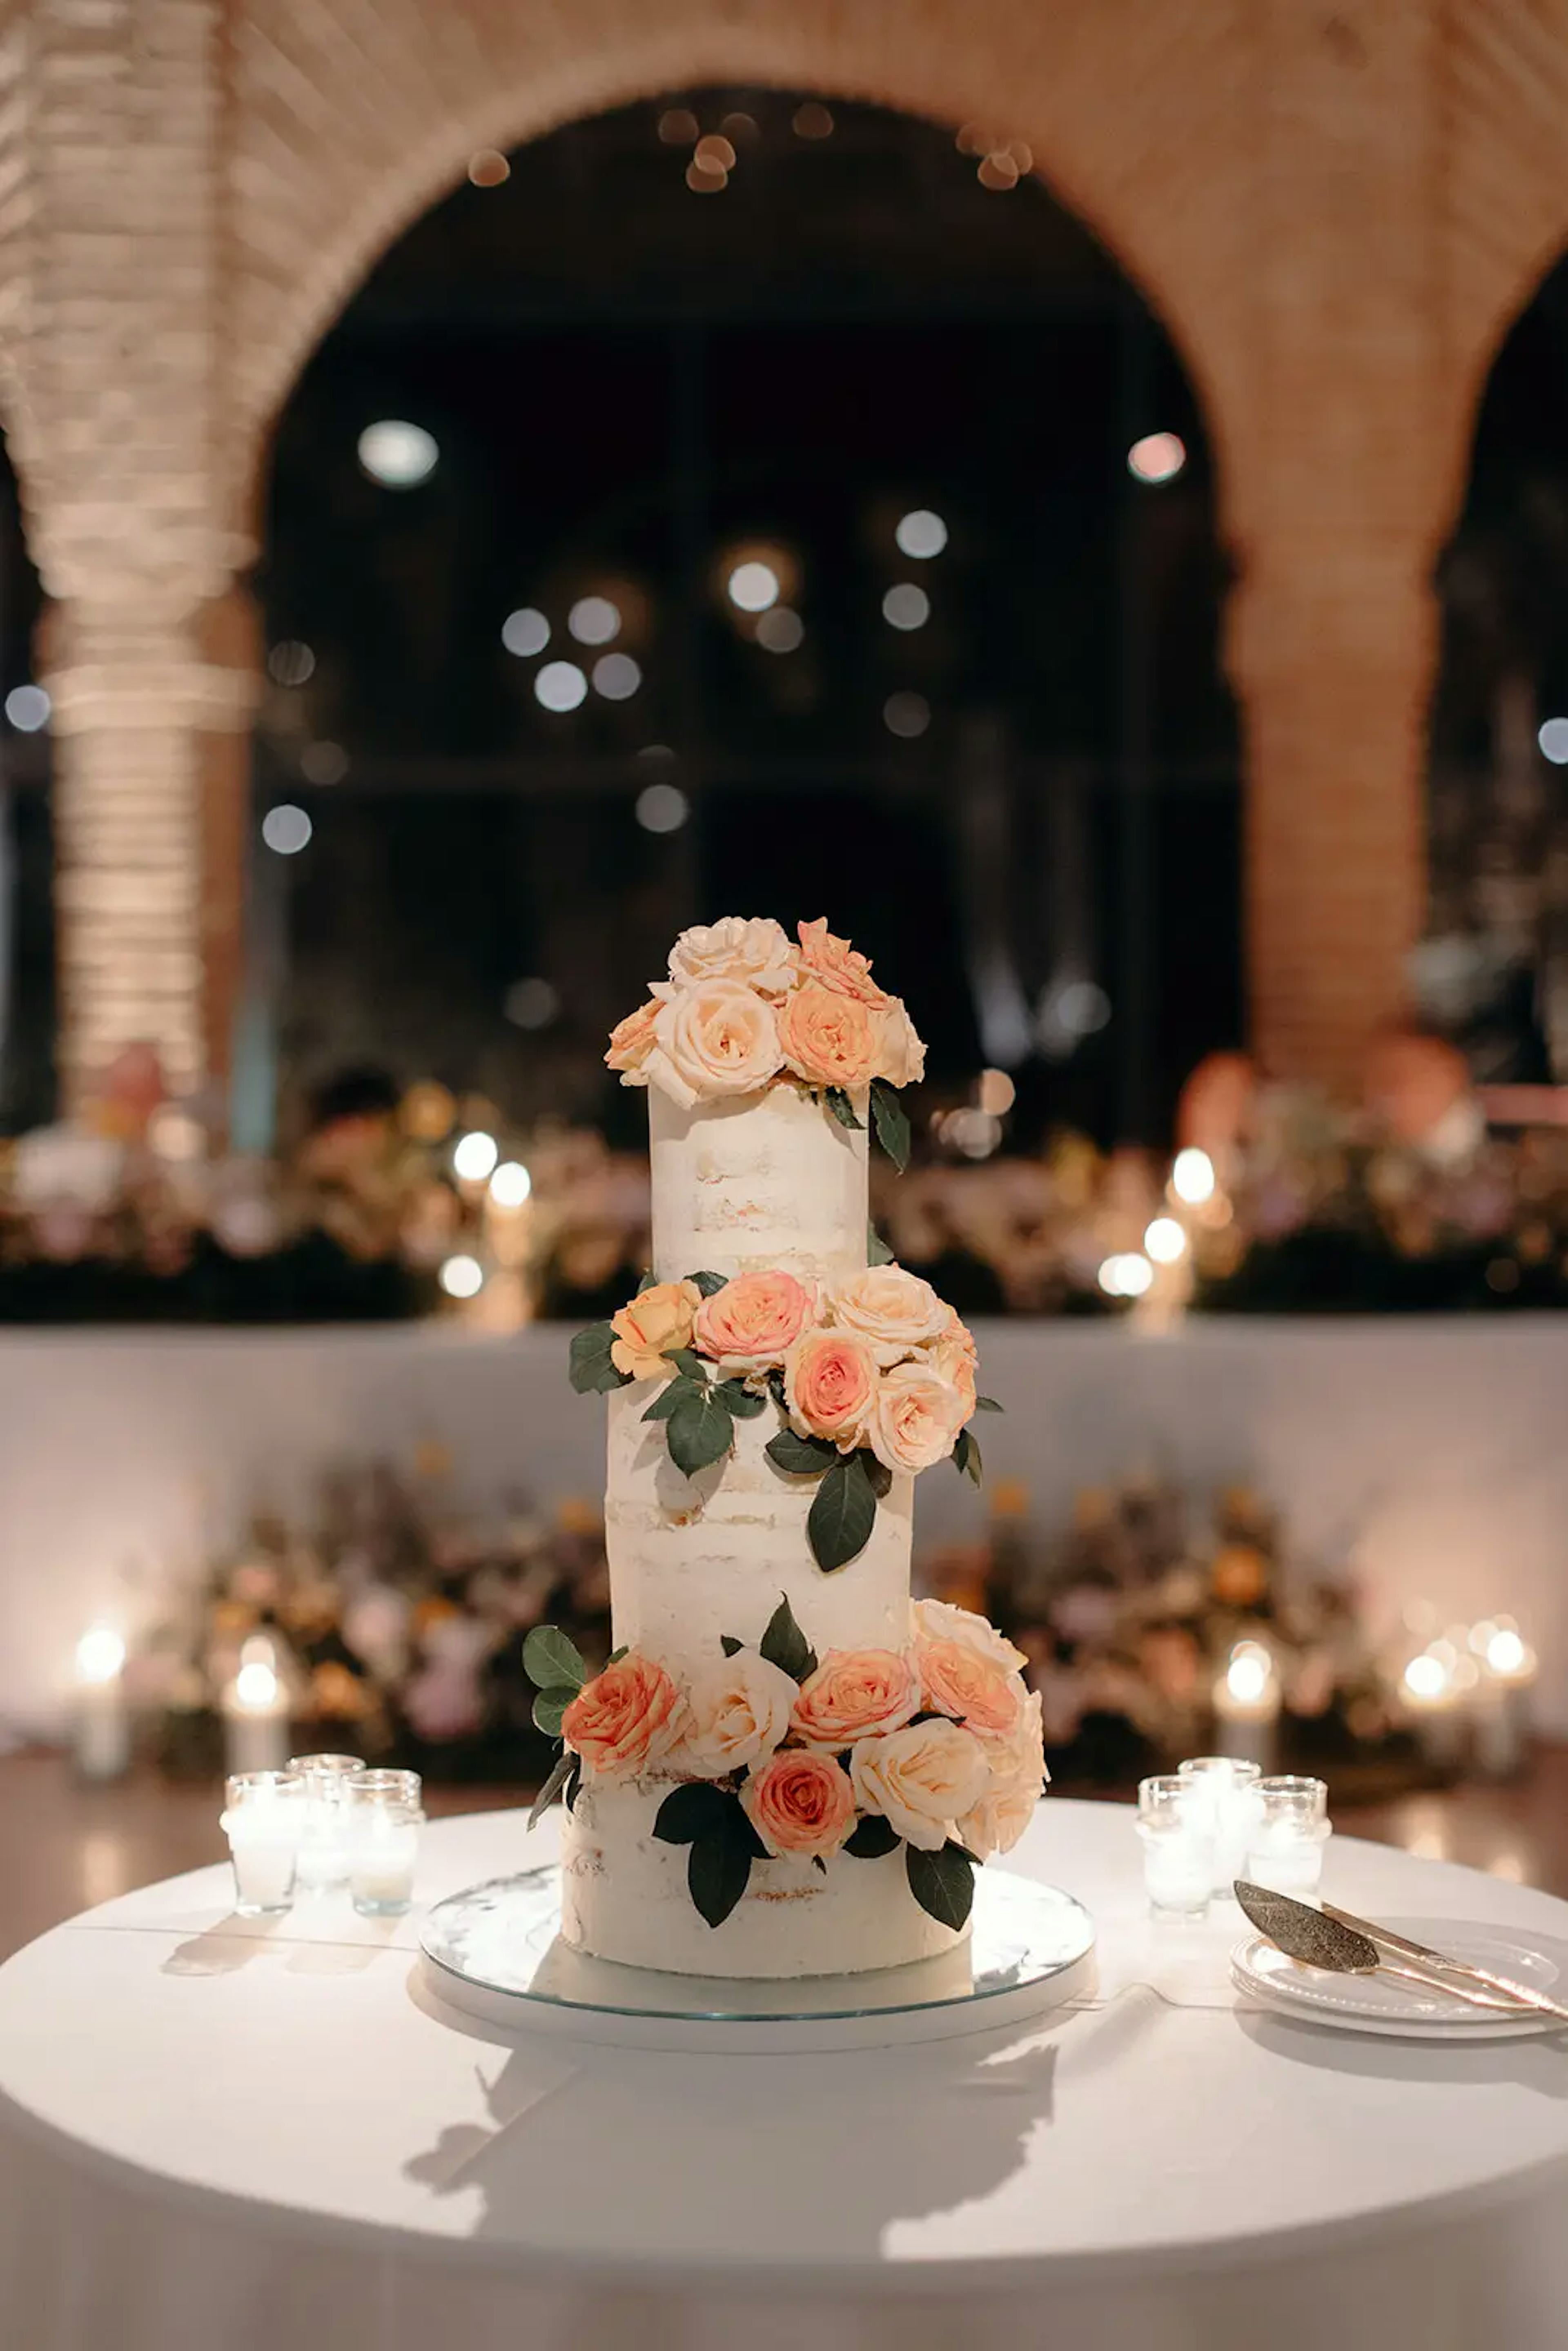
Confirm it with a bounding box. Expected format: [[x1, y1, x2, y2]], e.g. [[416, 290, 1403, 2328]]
[[531, 1686, 574, 1738], [843, 1814, 900, 1859], [719, 1379, 767, 1418], [527, 1747, 574, 1831], [653, 1781, 736, 1846], [808, 1450, 878, 1573], [905, 1841, 976, 1931], [688, 1270, 729, 1297], [975, 1395, 1004, 1413], [867, 1223, 896, 1267], [870, 1078, 911, 1173], [759, 1594, 817, 1683], [765, 1426, 838, 1477], [824, 1086, 863, 1131], [667, 1382, 737, 1476], [568, 1323, 630, 1394], [522, 1625, 588, 1692]]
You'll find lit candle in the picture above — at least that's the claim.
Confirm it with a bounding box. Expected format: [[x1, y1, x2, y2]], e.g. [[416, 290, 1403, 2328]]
[[1401, 1641, 1465, 1769], [1472, 1619, 1537, 1779], [287, 1752, 366, 1892], [73, 1624, 130, 1783], [1136, 1775, 1213, 1916], [220, 1769, 306, 1917], [345, 1769, 424, 1917], [222, 1637, 290, 1776], [1178, 1754, 1263, 1895], [1211, 1640, 1280, 1772], [1245, 1776, 1331, 1897]]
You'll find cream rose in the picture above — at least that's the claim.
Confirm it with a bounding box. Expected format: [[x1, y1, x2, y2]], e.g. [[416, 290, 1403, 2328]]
[[878, 1000, 927, 1087], [784, 1327, 878, 1447], [608, 1277, 701, 1380], [604, 997, 661, 1080], [776, 984, 880, 1092], [849, 1719, 991, 1850], [933, 1317, 978, 1414], [958, 1770, 1040, 1861], [682, 1650, 798, 1776], [832, 1265, 949, 1365], [790, 1647, 922, 1750], [694, 1269, 814, 1375], [562, 1653, 690, 1782], [742, 1750, 857, 1859], [651, 982, 782, 1106], [868, 1363, 967, 1475], [795, 917, 890, 1008], [912, 1598, 1029, 1677], [917, 1634, 1025, 1740], [669, 916, 796, 996]]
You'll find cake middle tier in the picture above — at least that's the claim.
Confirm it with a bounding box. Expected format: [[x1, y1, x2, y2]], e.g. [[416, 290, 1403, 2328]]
[[648, 1082, 869, 1285], [606, 1385, 913, 1675]]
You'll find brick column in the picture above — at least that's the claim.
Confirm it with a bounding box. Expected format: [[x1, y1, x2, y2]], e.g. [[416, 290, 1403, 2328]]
[[1226, 538, 1438, 1094]]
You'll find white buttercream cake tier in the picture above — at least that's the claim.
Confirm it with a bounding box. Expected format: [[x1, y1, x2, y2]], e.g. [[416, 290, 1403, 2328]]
[[648, 1081, 868, 1287]]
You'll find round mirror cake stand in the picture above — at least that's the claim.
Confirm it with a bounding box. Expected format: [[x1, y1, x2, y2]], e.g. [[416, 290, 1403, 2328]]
[[419, 1864, 1096, 2053]]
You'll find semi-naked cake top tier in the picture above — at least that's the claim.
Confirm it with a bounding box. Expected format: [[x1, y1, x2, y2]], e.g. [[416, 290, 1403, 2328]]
[[649, 1083, 868, 1287]]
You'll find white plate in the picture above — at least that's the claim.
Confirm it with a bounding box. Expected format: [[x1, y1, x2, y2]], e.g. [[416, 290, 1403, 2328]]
[[1232, 1915, 1568, 2041]]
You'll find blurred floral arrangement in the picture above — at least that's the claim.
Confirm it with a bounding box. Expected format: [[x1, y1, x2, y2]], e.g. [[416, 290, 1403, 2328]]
[[134, 1450, 614, 1781]]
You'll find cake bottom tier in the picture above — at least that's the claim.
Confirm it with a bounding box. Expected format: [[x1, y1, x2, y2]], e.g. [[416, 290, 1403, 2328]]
[[560, 1777, 970, 1979]]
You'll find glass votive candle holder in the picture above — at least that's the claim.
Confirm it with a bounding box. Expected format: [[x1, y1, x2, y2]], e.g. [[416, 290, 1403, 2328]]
[[345, 1769, 424, 1917], [220, 1769, 307, 1917], [287, 1752, 367, 1892], [1178, 1756, 1263, 1896], [1137, 1776, 1215, 1917], [1245, 1776, 1332, 1897]]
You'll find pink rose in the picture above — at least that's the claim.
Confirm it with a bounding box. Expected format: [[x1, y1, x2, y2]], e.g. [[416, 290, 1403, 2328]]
[[605, 997, 661, 1079], [784, 1327, 878, 1447], [916, 1635, 1025, 1741], [682, 1650, 797, 1776], [652, 982, 782, 1106], [868, 1364, 967, 1475], [832, 1265, 949, 1365], [777, 984, 881, 1091], [743, 1749, 858, 1858], [878, 1002, 927, 1087], [562, 1652, 690, 1782], [669, 917, 796, 996], [913, 1597, 1028, 1676], [609, 1278, 702, 1380], [795, 918, 890, 1008], [695, 1269, 814, 1374], [790, 1647, 922, 1749], [849, 1718, 991, 1850]]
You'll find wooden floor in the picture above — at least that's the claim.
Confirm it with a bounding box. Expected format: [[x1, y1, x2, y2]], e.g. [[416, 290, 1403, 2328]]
[[3, 1747, 1568, 1961]]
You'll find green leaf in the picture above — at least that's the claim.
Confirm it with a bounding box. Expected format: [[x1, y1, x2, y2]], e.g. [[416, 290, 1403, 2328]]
[[522, 1625, 588, 1692], [808, 1450, 878, 1573], [563, 1754, 583, 1813], [527, 1747, 573, 1831], [531, 1685, 575, 1737], [569, 1323, 631, 1394], [951, 1428, 983, 1487], [668, 1347, 708, 1380], [720, 1634, 744, 1658], [759, 1594, 817, 1683], [688, 1270, 728, 1297], [975, 1395, 1004, 1413], [607, 1647, 628, 1665], [766, 1368, 788, 1410], [719, 1379, 767, 1418], [653, 1781, 737, 1846], [642, 1377, 693, 1422], [870, 1079, 911, 1174], [867, 1223, 896, 1267], [906, 1841, 976, 1931], [667, 1382, 737, 1476], [765, 1427, 838, 1477], [688, 1834, 754, 1928], [824, 1086, 863, 1131], [844, 1814, 900, 1859], [864, 1453, 893, 1500], [636, 1271, 658, 1294]]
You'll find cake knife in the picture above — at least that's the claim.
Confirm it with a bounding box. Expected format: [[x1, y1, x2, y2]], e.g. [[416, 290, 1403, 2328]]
[[1320, 1899, 1568, 2026], [1233, 1881, 1537, 2017]]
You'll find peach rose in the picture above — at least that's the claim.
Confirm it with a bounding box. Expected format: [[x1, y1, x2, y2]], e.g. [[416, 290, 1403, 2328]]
[[790, 1647, 922, 1750], [682, 1650, 798, 1776], [652, 982, 782, 1106], [913, 1596, 1028, 1676], [695, 1269, 814, 1375], [742, 1749, 857, 1859], [849, 1718, 991, 1850], [917, 1635, 1025, 1741], [868, 1364, 967, 1475], [832, 1265, 949, 1365], [796, 918, 890, 1008], [609, 1278, 702, 1380], [777, 984, 880, 1092], [784, 1327, 877, 1447], [562, 1652, 690, 1782], [958, 1770, 1040, 1861], [878, 1001, 927, 1088], [605, 997, 661, 1080], [669, 916, 796, 997]]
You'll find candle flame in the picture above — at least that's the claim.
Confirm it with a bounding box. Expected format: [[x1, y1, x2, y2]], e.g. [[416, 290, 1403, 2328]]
[[76, 1625, 125, 1685], [1226, 1644, 1272, 1705], [234, 1659, 279, 1711]]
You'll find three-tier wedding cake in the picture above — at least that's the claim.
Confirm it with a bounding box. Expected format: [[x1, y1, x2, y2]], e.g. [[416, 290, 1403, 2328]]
[[526, 917, 1046, 1981]]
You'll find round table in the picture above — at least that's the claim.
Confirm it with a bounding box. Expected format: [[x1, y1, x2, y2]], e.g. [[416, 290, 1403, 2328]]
[[4, 1801, 1568, 2351]]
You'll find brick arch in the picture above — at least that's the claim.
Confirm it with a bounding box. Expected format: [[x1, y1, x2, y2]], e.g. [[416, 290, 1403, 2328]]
[[227, 0, 1252, 533]]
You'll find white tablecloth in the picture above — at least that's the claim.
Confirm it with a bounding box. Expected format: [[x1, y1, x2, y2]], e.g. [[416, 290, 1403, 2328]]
[[3, 1801, 1568, 2349], [6, 1316, 1568, 1734]]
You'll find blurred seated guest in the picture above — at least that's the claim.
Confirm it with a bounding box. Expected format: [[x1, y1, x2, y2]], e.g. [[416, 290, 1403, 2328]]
[[890, 1186, 1006, 1317], [294, 1066, 414, 1260], [1361, 1029, 1484, 1168]]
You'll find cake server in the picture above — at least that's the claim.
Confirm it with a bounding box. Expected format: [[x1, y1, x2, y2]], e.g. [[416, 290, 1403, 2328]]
[[1319, 1898, 1568, 2026], [1233, 1881, 1535, 2017]]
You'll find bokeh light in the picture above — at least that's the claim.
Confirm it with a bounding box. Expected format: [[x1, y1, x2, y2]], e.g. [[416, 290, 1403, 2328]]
[[535, 661, 588, 712], [592, 652, 642, 700], [1127, 432, 1186, 484], [1538, 717, 1568, 764], [267, 641, 315, 686], [505, 977, 560, 1029], [261, 804, 312, 855], [568, 595, 621, 646], [883, 691, 930, 738], [357, 420, 438, 487], [882, 583, 930, 631], [439, 1254, 484, 1300], [1144, 1216, 1187, 1264], [4, 685, 49, 732], [489, 1162, 532, 1208], [756, 607, 804, 653], [502, 608, 550, 657], [894, 510, 948, 560], [452, 1131, 499, 1182], [1171, 1147, 1216, 1204], [637, 782, 690, 833], [728, 560, 781, 612]]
